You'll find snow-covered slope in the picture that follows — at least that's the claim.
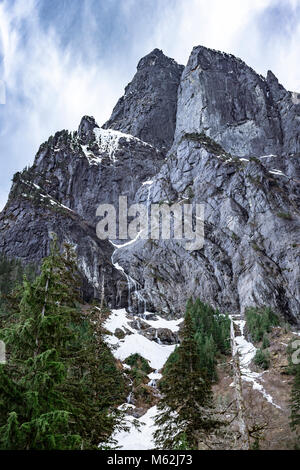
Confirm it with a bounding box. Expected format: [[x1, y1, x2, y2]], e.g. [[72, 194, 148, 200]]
[[230, 316, 281, 409], [114, 406, 159, 450], [103, 308, 181, 449]]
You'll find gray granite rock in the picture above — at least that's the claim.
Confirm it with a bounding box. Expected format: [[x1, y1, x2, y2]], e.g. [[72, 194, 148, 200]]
[[114, 133, 300, 323], [174, 45, 300, 157], [0, 118, 165, 303], [266, 70, 300, 155], [0, 186, 127, 307], [1, 46, 299, 325], [103, 49, 184, 152]]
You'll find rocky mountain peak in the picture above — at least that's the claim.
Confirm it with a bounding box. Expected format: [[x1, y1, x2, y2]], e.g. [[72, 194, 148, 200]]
[[266, 69, 279, 84], [103, 50, 184, 152], [173, 44, 300, 157], [78, 115, 99, 144], [136, 48, 179, 70], [0, 44, 299, 324]]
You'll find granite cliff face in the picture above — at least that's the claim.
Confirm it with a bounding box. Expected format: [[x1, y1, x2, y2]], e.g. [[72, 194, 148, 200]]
[[174, 46, 300, 156], [0, 115, 165, 306], [0, 46, 299, 322], [110, 46, 300, 323], [103, 48, 184, 153], [115, 135, 300, 322]]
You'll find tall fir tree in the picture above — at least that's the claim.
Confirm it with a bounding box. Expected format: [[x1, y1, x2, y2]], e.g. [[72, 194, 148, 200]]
[[0, 237, 125, 449], [154, 309, 219, 449]]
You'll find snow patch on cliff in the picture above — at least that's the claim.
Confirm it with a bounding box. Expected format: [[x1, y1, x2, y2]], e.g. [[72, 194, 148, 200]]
[[94, 128, 150, 162]]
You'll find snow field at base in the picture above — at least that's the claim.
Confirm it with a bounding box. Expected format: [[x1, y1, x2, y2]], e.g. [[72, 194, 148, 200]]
[[104, 309, 178, 371], [231, 317, 281, 409], [144, 316, 182, 332], [109, 333, 176, 370], [103, 308, 181, 449], [148, 370, 162, 384], [114, 406, 159, 450]]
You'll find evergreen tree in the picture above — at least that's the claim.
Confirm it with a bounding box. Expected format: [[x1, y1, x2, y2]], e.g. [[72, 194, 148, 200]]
[[0, 238, 125, 449], [245, 307, 279, 343], [290, 364, 300, 447], [187, 299, 230, 381], [0, 254, 36, 324], [154, 310, 218, 449]]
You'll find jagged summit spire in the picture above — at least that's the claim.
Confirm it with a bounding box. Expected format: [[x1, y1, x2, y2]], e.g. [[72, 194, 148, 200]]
[[136, 48, 174, 69], [266, 70, 279, 83], [103, 50, 184, 152], [78, 116, 99, 143]]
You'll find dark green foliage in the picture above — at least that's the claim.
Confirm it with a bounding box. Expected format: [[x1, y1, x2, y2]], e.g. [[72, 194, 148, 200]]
[[165, 300, 230, 383], [245, 307, 279, 343], [0, 254, 36, 317], [254, 348, 270, 370], [251, 437, 260, 450], [0, 239, 125, 450], [262, 333, 270, 349], [253, 332, 271, 370], [154, 309, 221, 450], [189, 299, 231, 354], [125, 354, 152, 375], [162, 346, 180, 377], [290, 364, 300, 446], [172, 432, 191, 450], [276, 211, 293, 221], [195, 333, 218, 381], [187, 299, 231, 381], [125, 354, 153, 404]]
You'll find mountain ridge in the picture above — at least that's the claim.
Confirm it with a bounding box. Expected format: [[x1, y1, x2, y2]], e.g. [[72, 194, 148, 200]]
[[0, 45, 299, 322]]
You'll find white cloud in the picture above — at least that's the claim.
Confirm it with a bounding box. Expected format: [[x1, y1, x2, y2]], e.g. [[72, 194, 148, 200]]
[[145, 0, 270, 62], [144, 0, 300, 91], [0, 0, 125, 135], [0, 0, 131, 210]]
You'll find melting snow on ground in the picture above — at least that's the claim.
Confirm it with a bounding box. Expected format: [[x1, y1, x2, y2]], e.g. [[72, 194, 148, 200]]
[[231, 318, 281, 409], [114, 406, 159, 450], [104, 308, 179, 449], [144, 316, 182, 333], [112, 334, 175, 370], [104, 308, 135, 335], [105, 311, 176, 371], [148, 370, 163, 387]]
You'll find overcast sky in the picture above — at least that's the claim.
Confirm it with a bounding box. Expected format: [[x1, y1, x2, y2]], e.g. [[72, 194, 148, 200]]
[[1, 0, 300, 210]]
